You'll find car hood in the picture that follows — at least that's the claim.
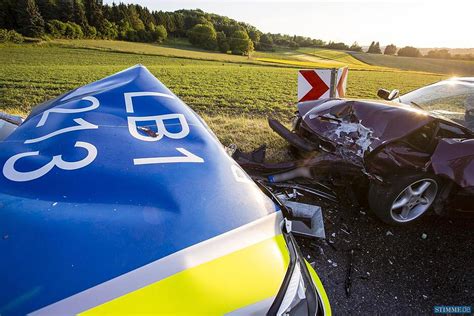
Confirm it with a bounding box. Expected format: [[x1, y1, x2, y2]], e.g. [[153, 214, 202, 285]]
[[298, 99, 434, 156], [0, 65, 277, 315]]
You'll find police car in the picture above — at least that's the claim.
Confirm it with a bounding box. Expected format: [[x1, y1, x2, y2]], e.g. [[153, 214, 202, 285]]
[[0, 65, 331, 315]]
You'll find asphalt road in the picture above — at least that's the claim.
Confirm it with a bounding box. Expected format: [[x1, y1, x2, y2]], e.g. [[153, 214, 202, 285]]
[[295, 197, 474, 315]]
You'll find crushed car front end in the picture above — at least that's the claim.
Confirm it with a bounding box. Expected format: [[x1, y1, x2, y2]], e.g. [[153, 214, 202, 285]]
[[235, 94, 473, 225]]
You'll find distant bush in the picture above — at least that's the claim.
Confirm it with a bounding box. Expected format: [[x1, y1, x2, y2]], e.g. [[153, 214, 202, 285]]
[[288, 41, 299, 49], [384, 44, 397, 55], [46, 20, 66, 38], [9, 30, 25, 43], [325, 41, 349, 50], [348, 42, 363, 52], [426, 49, 451, 59], [398, 46, 422, 57], [0, 29, 8, 43], [46, 20, 83, 39], [85, 26, 97, 39], [39, 34, 52, 41], [100, 20, 118, 40], [0, 29, 25, 43], [64, 22, 83, 39], [452, 53, 474, 61]]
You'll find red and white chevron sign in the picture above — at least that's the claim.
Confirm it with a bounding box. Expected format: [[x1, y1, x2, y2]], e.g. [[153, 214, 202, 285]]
[[297, 67, 348, 102]]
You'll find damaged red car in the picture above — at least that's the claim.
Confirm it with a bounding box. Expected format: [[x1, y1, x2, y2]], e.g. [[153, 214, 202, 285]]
[[236, 77, 474, 225]]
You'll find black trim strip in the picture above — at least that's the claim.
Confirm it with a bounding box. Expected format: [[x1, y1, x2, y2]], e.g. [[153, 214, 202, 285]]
[[266, 227, 297, 316]]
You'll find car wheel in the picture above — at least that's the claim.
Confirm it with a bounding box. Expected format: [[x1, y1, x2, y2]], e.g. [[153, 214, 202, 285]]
[[368, 174, 439, 225]]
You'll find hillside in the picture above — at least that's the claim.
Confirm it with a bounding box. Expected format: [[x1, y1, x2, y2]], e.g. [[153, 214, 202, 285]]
[[50, 39, 383, 72], [349, 51, 474, 76]]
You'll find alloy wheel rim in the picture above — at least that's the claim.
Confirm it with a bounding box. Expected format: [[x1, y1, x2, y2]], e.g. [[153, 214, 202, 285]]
[[390, 178, 438, 223]]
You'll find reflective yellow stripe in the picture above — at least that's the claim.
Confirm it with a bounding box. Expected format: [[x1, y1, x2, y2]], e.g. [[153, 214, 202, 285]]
[[305, 260, 332, 316], [81, 235, 290, 315]]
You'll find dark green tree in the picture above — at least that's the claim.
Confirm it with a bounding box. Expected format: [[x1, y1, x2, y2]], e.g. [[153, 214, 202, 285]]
[[17, 0, 45, 37], [0, 0, 17, 30], [73, 0, 88, 30], [153, 24, 167, 43], [256, 33, 273, 51], [108, 2, 121, 23], [216, 31, 229, 53], [126, 5, 145, 31], [248, 29, 260, 43], [367, 41, 381, 53], [374, 41, 382, 54], [229, 30, 253, 55], [164, 12, 176, 34], [367, 41, 375, 53], [57, 0, 74, 22], [84, 0, 106, 35], [36, 0, 57, 22], [118, 20, 133, 40], [136, 4, 155, 27], [154, 11, 167, 27], [101, 19, 118, 39], [187, 23, 217, 50], [173, 13, 185, 37], [398, 46, 422, 57]]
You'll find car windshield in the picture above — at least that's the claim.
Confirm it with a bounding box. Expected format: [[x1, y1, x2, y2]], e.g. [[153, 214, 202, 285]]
[[399, 79, 474, 128]]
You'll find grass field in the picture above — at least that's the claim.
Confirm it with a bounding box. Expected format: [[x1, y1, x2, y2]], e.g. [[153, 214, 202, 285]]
[[0, 41, 450, 156], [53, 39, 385, 71]]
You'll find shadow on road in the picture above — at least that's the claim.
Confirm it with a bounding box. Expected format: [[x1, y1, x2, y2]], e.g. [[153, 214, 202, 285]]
[[296, 198, 474, 314]]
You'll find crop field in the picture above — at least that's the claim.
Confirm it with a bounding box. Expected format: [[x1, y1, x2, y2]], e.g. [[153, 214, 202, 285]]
[[0, 42, 448, 156], [53, 39, 264, 64], [254, 47, 388, 70]]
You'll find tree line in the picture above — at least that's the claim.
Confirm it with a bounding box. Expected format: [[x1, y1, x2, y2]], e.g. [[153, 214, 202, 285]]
[[0, 0, 332, 55]]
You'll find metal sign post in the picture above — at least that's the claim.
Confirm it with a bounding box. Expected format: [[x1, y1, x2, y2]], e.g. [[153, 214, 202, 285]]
[[297, 67, 349, 102]]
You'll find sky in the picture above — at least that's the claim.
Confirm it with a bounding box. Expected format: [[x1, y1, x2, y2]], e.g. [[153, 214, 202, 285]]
[[104, 0, 474, 48]]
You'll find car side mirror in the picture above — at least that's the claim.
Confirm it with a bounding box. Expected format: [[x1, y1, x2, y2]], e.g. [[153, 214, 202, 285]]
[[377, 88, 399, 101]]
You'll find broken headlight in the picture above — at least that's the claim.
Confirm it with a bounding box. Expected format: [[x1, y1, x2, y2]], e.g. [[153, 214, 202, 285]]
[[268, 224, 324, 316], [257, 182, 327, 316]]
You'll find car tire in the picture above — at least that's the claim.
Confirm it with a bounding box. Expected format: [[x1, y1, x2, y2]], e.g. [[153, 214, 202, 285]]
[[368, 173, 439, 225]]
